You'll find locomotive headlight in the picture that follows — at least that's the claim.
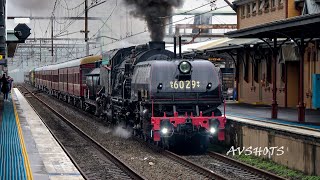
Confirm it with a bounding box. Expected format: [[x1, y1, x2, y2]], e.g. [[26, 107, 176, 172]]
[[178, 61, 192, 74], [209, 127, 216, 134], [209, 119, 220, 134], [207, 83, 212, 90], [161, 128, 168, 134], [157, 83, 163, 90]]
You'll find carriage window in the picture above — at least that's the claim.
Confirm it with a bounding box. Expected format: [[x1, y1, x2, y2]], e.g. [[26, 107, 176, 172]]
[[87, 76, 93, 86]]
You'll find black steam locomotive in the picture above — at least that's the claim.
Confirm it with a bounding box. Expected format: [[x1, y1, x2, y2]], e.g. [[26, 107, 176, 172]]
[[87, 41, 227, 150]]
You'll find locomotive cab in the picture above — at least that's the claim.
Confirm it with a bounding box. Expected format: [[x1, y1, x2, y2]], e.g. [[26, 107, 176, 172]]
[[85, 68, 101, 100]]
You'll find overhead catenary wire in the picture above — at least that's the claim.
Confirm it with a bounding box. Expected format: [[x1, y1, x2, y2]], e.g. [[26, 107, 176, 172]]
[[89, 5, 229, 52], [54, 0, 112, 38], [14, 1, 230, 68], [88, 0, 117, 40], [89, 1, 217, 43]]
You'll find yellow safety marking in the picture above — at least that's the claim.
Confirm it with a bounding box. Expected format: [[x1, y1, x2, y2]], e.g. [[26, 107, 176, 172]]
[[12, 89, 34, 180]]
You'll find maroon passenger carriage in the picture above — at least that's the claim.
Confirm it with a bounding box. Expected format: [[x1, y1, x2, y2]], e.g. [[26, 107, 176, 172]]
[[34, 55, 102, 108]]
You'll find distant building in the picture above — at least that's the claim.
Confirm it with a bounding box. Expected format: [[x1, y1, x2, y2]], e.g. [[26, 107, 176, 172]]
[[223, 0, 320, 109], [235, 0, 300, 29]]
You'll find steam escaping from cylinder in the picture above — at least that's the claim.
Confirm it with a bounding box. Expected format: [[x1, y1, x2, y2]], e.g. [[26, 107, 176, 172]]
[[124, 0, 184, 41], [112, 124, 132, 139]]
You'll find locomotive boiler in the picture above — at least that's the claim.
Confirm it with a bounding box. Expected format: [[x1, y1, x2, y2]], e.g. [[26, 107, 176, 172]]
[[91, 41, 227, 150]]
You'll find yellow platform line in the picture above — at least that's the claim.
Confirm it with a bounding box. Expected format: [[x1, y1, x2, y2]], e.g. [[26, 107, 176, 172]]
[[12, 91, 34, 180]]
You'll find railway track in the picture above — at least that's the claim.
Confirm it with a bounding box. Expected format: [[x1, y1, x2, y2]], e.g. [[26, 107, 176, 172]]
[[18, 85, 145, 180], [164, 150, 227, 180], [18, 84, 286, 179], [136, 136, 285, 180], [134, 137, 227, 180]]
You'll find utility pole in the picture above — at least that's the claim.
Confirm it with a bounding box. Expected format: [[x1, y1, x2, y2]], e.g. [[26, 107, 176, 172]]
[[85, 0, 89, 56], [55, 44, 58, 62], [40, 39, 42, 62], [51, 17, 54, 58]]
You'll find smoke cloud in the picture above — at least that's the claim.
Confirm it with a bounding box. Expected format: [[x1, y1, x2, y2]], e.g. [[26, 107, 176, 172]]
[[124, 0, 184, 41]]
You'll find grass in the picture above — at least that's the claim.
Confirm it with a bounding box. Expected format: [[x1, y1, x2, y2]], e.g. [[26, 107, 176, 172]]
[[231, 154, 320, 180]]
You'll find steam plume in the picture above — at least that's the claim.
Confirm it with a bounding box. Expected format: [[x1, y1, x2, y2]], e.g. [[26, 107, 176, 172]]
[[124, 0, 184, 41]]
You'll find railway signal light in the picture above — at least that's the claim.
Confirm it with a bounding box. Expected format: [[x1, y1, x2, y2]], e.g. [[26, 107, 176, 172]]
[[14, 23, 31, 42]]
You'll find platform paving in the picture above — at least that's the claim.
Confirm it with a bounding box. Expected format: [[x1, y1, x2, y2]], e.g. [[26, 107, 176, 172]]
[[221, 102, 320, 130], [13, 88, 84, 180], [1, 88, 86, 180], [0, 93, 30, 180]]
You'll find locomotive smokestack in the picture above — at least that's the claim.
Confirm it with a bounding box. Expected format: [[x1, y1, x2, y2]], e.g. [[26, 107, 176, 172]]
[[149, 41, 165, 50], [124, 0, 184, 41]]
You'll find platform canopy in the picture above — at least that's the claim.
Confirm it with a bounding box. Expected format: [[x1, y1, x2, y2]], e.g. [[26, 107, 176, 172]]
[[224, 13, 320, 123], [225, 13, 320, 39]]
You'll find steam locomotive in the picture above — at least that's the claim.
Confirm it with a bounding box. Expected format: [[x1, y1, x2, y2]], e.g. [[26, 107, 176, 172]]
[[28, 41, 227, 151]]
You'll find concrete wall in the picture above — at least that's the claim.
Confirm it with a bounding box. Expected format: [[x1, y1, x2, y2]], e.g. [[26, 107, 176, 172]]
[[235, 124, 320, 175]]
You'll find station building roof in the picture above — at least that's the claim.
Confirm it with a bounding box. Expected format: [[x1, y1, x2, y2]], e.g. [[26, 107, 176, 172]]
[[204, 38, 262, 52], [225, 13, 320, 39]]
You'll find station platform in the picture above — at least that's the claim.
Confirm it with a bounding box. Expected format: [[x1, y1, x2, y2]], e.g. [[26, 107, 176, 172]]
[[0, 89, 84, 180], [222, 102, 320, 138]]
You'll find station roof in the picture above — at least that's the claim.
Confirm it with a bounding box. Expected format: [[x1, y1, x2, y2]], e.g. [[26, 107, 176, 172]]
[[166, 38, 233, 54], [204, 38, 261, 52], [225, 13, 320, 39]]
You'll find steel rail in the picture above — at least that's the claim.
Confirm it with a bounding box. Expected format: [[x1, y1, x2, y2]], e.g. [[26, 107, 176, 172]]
[[207, 151, 287, 180], [19, 89, 90, 180], [164, 150, 227, 180], [19, 85, 146, 180], [133, 136, 226, 180]]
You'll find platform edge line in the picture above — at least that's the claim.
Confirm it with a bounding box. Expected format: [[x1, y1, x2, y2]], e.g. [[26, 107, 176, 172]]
[[12, 91, 34, 180]]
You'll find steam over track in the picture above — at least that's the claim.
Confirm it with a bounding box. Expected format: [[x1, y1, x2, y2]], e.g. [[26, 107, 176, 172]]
[[18, 85, 145, 180], [17, 83, 286, 180], [17, 84, 217, 179]]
